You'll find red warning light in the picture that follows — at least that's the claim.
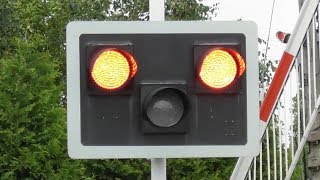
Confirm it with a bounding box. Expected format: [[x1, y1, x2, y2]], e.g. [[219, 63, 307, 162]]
[[90, 49, 137, 90], [277, 31, 285, 41], [276, 31, 290, 43], [199, 48, 245, 89], [227, 49, 246, 76]]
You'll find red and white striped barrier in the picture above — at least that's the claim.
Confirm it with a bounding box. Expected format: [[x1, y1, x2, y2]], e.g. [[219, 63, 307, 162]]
[[231, 0, 320, 179]]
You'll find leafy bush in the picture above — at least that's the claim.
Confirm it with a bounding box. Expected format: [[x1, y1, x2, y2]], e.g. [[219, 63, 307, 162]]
[[0, 1, 238, 179]]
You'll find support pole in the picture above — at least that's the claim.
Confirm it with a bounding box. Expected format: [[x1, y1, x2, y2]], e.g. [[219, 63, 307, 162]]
[[149, 0, 165, 21], [149, 0, 166, 179], [151, 158, 166, 180]]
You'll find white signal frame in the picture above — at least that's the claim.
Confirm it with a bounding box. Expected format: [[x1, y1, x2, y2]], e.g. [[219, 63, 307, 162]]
[[67, 21, 259, 159]]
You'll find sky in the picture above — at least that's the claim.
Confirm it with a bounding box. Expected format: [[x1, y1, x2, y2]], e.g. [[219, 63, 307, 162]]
[[203, 0, 299, 60]]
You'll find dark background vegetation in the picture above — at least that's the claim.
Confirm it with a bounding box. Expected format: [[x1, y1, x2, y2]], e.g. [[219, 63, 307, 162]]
[[0, 0, 238, 179]]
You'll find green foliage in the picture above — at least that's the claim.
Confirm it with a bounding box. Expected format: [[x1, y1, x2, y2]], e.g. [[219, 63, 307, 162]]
[[167, 158, 235, 179], [0, 0, 240, 179], [166, 0, 219, 20], [84, 159, 150, 179], [0, 35, 84, 179], [290, 95, 308, 179], [258, 37, 277, 87]]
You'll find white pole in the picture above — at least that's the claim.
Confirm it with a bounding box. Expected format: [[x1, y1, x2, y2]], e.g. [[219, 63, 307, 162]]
[[149, 0, 165, 21], [151, 158, 166, 180], [149, 0, 166, 180]]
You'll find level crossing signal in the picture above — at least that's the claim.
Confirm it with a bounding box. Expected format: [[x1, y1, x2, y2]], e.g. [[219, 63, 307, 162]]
[[66, 21, 259, 158]]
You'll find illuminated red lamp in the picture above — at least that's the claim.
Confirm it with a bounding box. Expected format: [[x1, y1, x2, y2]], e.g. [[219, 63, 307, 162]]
[[276, 31, 290, 43], [90, 49, 137, 90], [198, 48, 245, 89]]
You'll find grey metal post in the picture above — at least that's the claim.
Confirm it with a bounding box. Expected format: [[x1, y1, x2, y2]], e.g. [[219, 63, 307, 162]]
[[151, 158, 166, 180], [307, 13, 320, 180], [299, 0, 320, 179], [149, 0, 166, 180], [149, 0, 165, 21]]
